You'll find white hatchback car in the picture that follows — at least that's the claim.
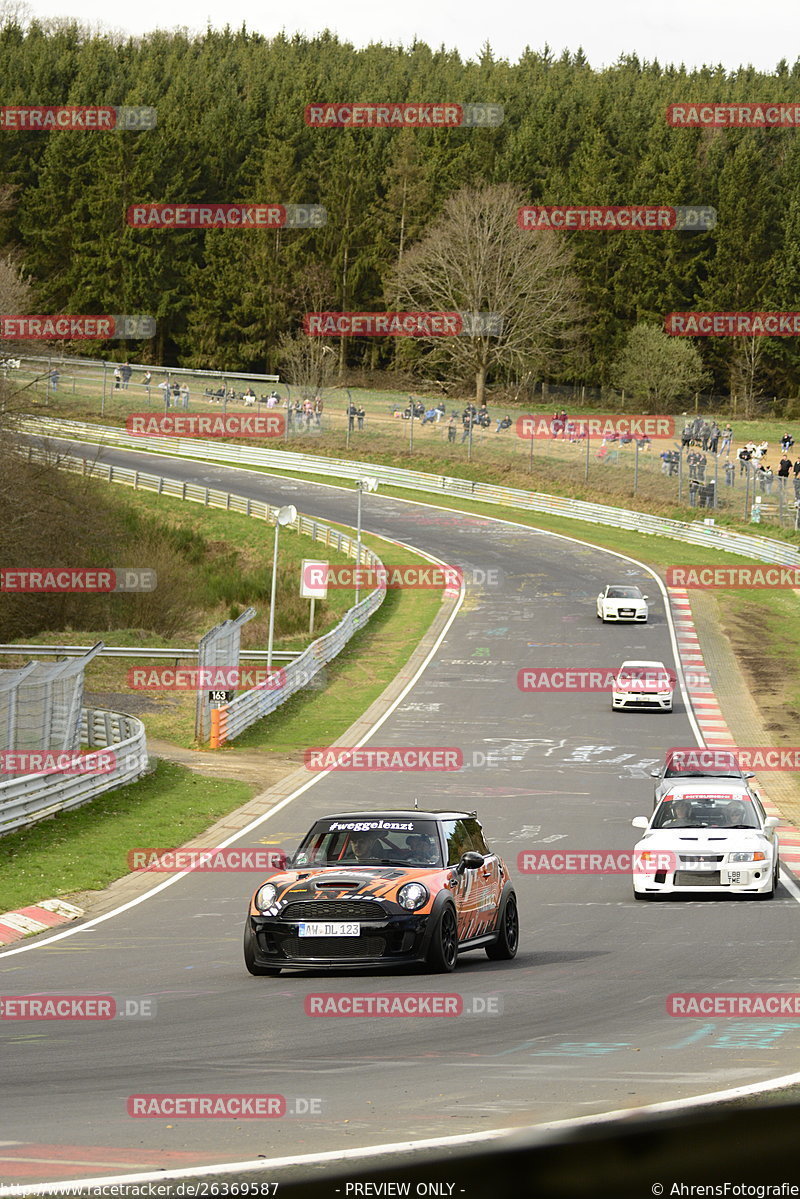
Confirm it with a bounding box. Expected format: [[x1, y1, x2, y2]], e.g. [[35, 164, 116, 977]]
[[631, 783, 781, 899], [596, 584, 649, 622], [612, 660, 674, 712]]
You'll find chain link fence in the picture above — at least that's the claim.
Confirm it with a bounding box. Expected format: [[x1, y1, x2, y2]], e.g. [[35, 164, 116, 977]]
[[0, 644, 103, 753]]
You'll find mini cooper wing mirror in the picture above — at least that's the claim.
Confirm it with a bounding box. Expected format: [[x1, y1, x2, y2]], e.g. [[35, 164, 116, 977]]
[[631, 816, 649, 829], [456, 851, 485, 874], [266, 849, 288, 870]]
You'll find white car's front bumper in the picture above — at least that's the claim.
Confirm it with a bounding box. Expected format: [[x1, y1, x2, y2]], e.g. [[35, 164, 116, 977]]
[[600, 605, 648, 622], [613, 690, 673, 711], [634, 853, 776, 894]]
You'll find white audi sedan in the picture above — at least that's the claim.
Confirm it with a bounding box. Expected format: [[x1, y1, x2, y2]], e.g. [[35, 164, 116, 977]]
[[632, 783, 780, 899], [612, 660, 674, 712], [596, 584, 649, 622]]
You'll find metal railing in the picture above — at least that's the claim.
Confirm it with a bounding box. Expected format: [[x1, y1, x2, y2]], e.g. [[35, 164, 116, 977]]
[[0, 708, 148, 836], [19, 439, 388, 746], [0, 645, 300, 662], [20, 416, 800, 568]]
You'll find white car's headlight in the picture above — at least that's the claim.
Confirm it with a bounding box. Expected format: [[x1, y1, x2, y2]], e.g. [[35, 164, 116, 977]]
[[255, 882, 278, 910], [397, 882, 429, 911], [727, 851, 766, 863]]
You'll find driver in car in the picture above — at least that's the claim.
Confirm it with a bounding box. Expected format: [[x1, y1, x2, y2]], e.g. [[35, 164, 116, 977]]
[[666, 798, 696, 826], [343, 830, 382, 863]]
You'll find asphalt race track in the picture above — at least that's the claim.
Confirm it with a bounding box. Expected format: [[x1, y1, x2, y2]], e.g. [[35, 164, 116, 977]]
[[2, 440, 799, 1188]]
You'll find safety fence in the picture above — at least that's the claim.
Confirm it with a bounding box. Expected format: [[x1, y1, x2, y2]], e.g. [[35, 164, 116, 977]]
[[0, 708, 148, 836], [19, 438, 388, 747], [20, 416, 800, 567]]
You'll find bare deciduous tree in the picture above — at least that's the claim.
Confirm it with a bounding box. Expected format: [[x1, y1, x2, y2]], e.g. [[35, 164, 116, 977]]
[[729, 335, 765, 419], [387, 183, 582, 404]]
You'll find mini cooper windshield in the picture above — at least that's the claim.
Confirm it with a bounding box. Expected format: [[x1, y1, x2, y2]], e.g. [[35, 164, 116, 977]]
[[291, 818, 444, 868]]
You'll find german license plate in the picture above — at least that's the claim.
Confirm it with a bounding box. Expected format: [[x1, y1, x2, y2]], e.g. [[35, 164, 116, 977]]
[[298, 922, 360, 937]]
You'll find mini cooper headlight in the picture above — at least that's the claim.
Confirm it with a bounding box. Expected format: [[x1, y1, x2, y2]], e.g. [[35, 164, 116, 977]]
[[728, 851, 766, 863], [255, 882, 278, 910], [397, 882, 429, 911]]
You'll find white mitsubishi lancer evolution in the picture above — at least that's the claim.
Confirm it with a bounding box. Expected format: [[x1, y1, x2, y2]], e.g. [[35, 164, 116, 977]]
[[631, 782, 781, 899]]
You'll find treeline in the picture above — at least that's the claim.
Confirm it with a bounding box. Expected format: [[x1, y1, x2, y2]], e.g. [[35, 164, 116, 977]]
[[3, 21, 800, 393]]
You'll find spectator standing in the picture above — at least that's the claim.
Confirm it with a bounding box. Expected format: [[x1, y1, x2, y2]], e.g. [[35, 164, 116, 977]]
[[49, 368, 59, 392], [720, 424, 733, 455], [778, 455, 792, 486], [121, 362, 132, 389], [113, 365, 121, 389], [447, 415, 457, 443], [738, 446, 752, 475], [724, 460, 735, 487], [709, 421, 720, 453]]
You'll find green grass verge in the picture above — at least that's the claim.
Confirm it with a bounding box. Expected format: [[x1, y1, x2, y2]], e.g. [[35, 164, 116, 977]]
[[0, 760, 254, 912]]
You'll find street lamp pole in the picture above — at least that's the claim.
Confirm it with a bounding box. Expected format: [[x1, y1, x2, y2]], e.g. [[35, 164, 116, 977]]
[[354, 477, 379, 607], [266, 504, 297, 676]]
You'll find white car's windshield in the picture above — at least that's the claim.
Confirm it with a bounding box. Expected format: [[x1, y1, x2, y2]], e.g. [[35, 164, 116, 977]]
[[607, 587, 641, 599], [652, 796, 761, 830]]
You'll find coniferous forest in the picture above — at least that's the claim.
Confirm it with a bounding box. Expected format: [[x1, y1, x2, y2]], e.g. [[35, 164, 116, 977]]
[[3, 19, 800, 394]]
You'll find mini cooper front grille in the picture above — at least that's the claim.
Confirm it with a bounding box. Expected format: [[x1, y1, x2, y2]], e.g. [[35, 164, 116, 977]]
[[281, 900, 386, 921], [282, 935, 386, 959]]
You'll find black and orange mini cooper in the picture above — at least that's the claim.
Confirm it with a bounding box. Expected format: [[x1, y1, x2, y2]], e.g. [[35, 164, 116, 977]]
[[243, 810, 518, 975]]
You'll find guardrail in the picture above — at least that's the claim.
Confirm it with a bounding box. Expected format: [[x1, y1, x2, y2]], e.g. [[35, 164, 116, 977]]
[[20, 415, 800, 566], [0, 708, 148, 836], [0, 645, 300, 662], [19, 439, 388, 747]]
